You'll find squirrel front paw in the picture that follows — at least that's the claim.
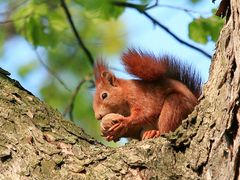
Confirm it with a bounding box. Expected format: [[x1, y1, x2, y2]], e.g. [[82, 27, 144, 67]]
[[100, 113, 128, 142], [141, 130, 160, 140]]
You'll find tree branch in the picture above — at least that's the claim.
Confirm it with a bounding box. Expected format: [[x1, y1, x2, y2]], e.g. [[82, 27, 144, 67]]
[[146, 1, 211, 15], [63, 76, 90, 121], [113, 1, 212, 59], [141, 11, 212, 59], [0, 14, 30, 24], [60, 0, 94, 66], [0, 0, 29, 16], [157, 4, 211, 15], [34, 48, 71, 92]]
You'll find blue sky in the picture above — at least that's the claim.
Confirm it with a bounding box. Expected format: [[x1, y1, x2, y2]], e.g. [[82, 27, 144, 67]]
[[119, 0, 218, 81], [0, 0, 219, 96]]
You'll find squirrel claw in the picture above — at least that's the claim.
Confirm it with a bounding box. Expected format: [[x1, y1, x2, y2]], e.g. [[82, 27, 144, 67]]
[[108, 123, 121, 132], [106, 135, 113, 141], [106, 135, 120, 142], [107, 119, 128, 140], [142, 130, 160, 140]]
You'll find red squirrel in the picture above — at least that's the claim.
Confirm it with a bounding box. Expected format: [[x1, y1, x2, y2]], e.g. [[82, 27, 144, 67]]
[[93, 49, 202, 142]]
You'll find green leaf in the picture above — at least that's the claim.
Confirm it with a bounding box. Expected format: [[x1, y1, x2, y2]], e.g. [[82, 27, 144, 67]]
[[18, 61, 38, 78], [93, 19, 125, 54], [73, 0, 126, 19], [188, 15, 224, 44], [6, 0, 125, 146], [11, 2, 66, 47]]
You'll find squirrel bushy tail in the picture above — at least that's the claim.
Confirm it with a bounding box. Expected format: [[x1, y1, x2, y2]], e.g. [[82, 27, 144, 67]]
[[122, 49, 202, 98]]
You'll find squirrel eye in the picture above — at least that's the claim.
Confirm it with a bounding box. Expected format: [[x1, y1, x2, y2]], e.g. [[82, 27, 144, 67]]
[[101, 92, 108, 100]]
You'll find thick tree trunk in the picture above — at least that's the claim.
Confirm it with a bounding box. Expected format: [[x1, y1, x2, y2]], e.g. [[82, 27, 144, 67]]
[[0, 0, 239, 179]]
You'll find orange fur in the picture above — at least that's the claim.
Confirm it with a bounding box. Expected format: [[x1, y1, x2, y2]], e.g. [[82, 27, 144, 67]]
[[122, 49, 168, 81], [93, 49, 202, 141]]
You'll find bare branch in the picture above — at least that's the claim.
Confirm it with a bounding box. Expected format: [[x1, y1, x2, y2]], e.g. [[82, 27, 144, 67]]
[[113, 1, 212, 59], [60, 0, 94, 66], [157, 4, 211, 15], [0, 14, 30, 24], [0, 0, 29, 16], [146, 1, 211, 15], [145, 0, 159, 10], [63, 77, 90, 121], [34, 48, 71, 92], [141, 11, 212, 59]]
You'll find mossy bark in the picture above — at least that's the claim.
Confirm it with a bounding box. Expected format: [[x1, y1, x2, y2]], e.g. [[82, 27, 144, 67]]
[[0, 0, 239, 179]]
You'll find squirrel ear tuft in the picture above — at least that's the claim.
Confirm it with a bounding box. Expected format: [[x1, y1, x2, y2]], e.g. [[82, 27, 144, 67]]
[[101, 71, 118, 87]]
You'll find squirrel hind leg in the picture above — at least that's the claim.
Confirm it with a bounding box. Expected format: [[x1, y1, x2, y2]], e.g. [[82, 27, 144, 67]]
[[158, 93, 196, 134]]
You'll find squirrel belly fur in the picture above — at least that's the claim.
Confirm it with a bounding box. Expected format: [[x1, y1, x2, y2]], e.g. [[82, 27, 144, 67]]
[[93, 49, 202, 142]]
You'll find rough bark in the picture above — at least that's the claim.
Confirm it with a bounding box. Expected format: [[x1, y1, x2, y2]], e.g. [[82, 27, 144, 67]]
[[0, 0, 239, 179]]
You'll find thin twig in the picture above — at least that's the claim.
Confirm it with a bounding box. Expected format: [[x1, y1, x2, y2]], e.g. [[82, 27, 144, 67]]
[[34, 48, 71, 92], [113, 1, 212, 59], [0, 0, 29, 16], [157, 4, 211, 15], [63, 77, 89, 121], [0, 14, 31, 24], [141, 11, 212, 59], [146, 1, 211, 15], [60, 0, 94, 66], [145, 0, 159, 10], [146, 1, 198, 19]]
